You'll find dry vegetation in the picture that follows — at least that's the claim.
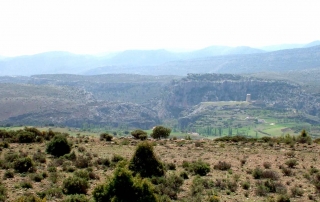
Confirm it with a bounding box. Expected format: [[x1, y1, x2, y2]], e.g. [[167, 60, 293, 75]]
[[0, 128, 320, 201]]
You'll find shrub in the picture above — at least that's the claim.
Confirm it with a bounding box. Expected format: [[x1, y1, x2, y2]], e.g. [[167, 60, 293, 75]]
[[14, 157, 35, 173], [46, 135, 71, 157], [192, 161, 211, 176], [262, 170, 280, 180], [4, 152, 19, 163], [154, 174, 184, 200], [131, 129, 148, 140], [74, 156, 90, 168], [63, 194, 89, 202], [38, 187, 63, 199], [291, 185, 304, 197], [150, 126, 171, 139], [285, 159, 298, 168], [20, 180, 33, 189], [263, 162, 272, 169], [3, 170, 14, 180], [129, 141, 165, 178], [29, 173, 44, 182], [214, 161, 231, 171], [63, 177, 89, 195], [14, 194, 45, 202], [0, 182, 6, 201], [282, 167, 294, 176], [74, 170, 90, 181], [17, 131, 36, 143], [111, 154, 125, 163], [166, 162, 176, 170], [93, 167, 157, 202], [99, 133, 113, 141], [180, 171, 189, 179], [252, 167, 264, 179], [276, 194, 290, 202], [242, 181, 250, 190], [32, 151, 46, 163], [297, 129, 312, 144]]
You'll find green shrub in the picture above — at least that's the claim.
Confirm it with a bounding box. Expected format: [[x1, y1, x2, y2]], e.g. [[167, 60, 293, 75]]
[[129, 141, 165, 178], [32, 151, 46, 163], [17, 131, 36, 143], [93, 167, 157, 202], [14, 194, 45, 202], [46, 135, 71, 157], [63, 194, 89, 202], [150, 126, 171, 139], [37, 187, 63, 199], [63, 176, 89, 195], [20, 180, 33, 189], [74, 170, 90, 181], [192, 160, 211, 176], [291, 185, 304, 197], [29, 173, 44, 182], [166, 162, 176, 170], [285, 159, 298, 168], [14, 157, 35, 173], [111, 154, 125, 163], [297, 129, 312, 144], [4, 152, 19, 163], [131, 129, 148, 140], [242, 181, 250, 190], [99, 133, 113, 141], [252, 167, 264, 179], [3, 170, 14, 180], [74, 156, 90, 168], [0, 182, 6, 201], [154, 174, 184, 200]]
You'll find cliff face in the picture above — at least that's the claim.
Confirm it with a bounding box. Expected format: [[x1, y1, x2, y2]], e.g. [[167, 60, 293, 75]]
[[162, 74, 318, 118]]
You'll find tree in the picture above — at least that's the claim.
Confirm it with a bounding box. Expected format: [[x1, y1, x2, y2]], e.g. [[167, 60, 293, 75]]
[[129, 141, 165, 178], [150, 126, 171, 139], [46, 135, 71, 157], [131, 129, 148, 140], [93, 167, 157, 202]]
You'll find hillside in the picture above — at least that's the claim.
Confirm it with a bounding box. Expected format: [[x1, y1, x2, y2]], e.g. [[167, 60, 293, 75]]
[[1, 73, 320, 132]]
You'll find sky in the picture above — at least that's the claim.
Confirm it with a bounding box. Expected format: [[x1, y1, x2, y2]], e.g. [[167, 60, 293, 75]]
[[0, 0, 319, 57]]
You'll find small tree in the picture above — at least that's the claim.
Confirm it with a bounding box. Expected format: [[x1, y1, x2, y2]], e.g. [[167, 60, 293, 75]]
[[93, 167, 157, 202], [131, 129, 148, 140], [297, 129, 312, 144], [151, 126, 171, 139], [46, 135, 71, 157], [129, 141, 165, 178]]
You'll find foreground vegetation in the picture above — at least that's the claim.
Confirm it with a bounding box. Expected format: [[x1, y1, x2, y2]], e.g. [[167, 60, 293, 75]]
[[0, 127, 320, 201]]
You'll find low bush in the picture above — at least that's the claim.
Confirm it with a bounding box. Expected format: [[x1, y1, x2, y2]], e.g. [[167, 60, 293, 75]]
[[3, 170, 14, 179], [93, 167, 157, 202], [14, 157, 35, 173], [32, 151, 46, 163], [99, 133, 113, 141], [154, 174, 184, 200], [63, 176, 89, 195], [20, 180, 33, 189], [63, 194, 90, 202], [131, 129, 148, 140], [214, 161, 231, 171], [46, 135, 71, 157], [285, 159, 298, 168], [192, 161, 211, 176]]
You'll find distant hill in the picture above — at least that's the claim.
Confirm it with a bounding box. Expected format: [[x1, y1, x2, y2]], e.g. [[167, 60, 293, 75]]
[[0, 41, 320, 76], [260, 40, 320, 51]]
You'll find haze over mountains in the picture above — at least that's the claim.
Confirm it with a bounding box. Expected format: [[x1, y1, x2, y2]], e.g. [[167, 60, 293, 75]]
[[0, 41, 319, 76]]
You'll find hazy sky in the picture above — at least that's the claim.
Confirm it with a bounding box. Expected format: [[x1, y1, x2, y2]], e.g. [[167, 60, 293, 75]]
[[0, 0, 319, 56]]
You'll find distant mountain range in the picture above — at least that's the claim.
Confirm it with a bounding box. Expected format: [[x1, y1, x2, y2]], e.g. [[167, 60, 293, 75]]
[[0, 41, 319, 76]]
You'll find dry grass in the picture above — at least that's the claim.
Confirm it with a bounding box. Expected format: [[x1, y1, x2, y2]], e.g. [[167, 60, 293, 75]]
[[0, 136, 320, 201]]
